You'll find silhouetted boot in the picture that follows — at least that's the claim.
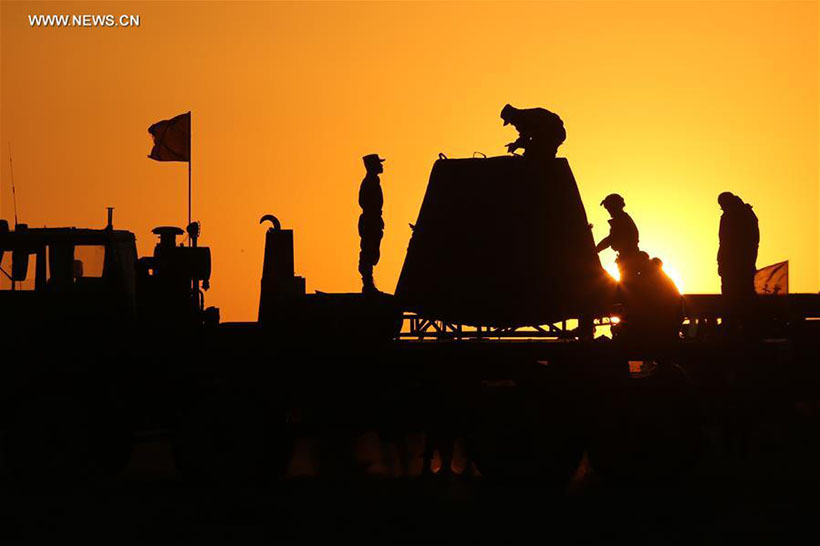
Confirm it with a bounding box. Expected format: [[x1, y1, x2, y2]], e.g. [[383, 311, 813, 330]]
[[362, 275, 379, 295]]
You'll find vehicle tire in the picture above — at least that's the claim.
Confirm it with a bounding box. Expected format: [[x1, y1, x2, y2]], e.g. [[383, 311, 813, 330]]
[[171, 386, 291, 487]]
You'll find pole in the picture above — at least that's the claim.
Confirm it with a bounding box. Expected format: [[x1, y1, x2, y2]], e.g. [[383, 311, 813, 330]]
[[187, 111, 197, 308], [8, 143, 19, 227], [188, 111, 192, 231]]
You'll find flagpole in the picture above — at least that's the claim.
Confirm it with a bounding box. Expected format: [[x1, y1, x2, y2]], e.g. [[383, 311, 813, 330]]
[[188, 110, 192, 232]]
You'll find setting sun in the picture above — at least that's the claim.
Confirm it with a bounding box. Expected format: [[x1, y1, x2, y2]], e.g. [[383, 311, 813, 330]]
[[662, 264, 684, 294], [601, 260, 683, 294], [604, 262, 621, 283]]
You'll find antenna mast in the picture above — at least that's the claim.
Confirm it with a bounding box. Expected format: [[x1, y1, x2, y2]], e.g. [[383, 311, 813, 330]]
[[8, 143, 19, 226]]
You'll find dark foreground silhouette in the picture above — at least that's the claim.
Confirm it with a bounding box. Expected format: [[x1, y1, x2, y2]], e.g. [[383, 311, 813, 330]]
[[2, 409, 820, 545]]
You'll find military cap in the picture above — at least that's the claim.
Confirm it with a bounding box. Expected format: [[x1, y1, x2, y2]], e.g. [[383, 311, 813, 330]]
[[363, 154, 386, 166]]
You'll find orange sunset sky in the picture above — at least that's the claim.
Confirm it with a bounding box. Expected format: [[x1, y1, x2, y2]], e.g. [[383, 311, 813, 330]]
[[1, 1, 818, 321]]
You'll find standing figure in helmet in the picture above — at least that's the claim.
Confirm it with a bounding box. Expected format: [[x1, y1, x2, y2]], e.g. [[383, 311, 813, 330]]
[[596, 193, 641, 284], [358, 154, 386, 294]]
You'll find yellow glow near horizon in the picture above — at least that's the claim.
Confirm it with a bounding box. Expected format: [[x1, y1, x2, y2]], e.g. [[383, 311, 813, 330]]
[[1, 1, 817, 321], [662, 264, 684, 295], [601, 260, 683, 293], [604, 262, 621, 283]]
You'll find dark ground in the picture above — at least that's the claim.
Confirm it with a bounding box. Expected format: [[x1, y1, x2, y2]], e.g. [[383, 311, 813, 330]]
[[1, 429, 819, 546]]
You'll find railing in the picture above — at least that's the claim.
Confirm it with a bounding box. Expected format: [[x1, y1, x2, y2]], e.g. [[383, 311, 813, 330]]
[[398, 294, 820, 342], [398, 313, 618, 341]]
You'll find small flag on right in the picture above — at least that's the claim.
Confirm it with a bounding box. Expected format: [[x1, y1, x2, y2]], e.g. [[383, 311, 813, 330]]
[[755, 260, 788, 295]]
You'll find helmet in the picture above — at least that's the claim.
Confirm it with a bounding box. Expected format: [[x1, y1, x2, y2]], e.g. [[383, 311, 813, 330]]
[[717, 191, 737, 208], [600, 193, 625, 209]]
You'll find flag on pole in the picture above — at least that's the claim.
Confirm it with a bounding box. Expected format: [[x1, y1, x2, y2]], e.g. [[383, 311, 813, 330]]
[[148, 112, 190, 162], [755, 260, 789, 295]]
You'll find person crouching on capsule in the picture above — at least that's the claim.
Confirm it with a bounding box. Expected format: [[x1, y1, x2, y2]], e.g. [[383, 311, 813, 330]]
[[500, 103, 566, 159]]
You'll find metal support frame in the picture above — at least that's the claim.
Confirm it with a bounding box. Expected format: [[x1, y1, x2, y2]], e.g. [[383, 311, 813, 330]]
[[399, 313, 617, 341]]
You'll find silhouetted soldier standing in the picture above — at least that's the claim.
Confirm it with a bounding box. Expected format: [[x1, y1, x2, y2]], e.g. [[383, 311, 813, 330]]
[[596, 194, 640, 283], [500, 104, 566, 158], [359, 154, 385, 294], [717, 192, 759, 331]]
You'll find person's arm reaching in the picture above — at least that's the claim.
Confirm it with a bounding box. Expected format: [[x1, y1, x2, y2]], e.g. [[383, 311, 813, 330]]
[[505, 135, 528, 154]]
